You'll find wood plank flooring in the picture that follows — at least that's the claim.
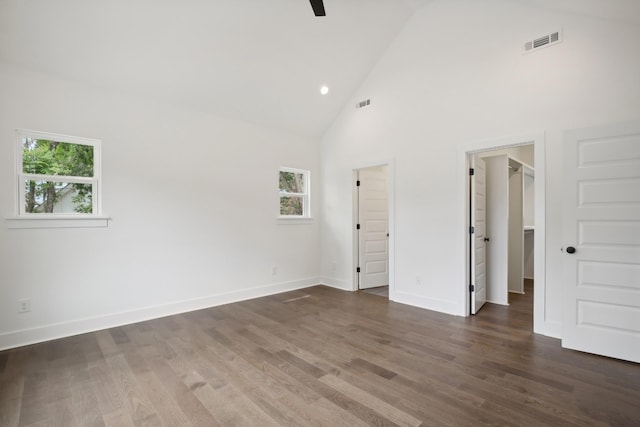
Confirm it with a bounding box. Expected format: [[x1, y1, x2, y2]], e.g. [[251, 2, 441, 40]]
[[1, 284, 639, 426]]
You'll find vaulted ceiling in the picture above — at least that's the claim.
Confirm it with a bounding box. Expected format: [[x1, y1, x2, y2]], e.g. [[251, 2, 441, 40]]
[[1, 0, 638, 139], [0, 0, 429, 138]]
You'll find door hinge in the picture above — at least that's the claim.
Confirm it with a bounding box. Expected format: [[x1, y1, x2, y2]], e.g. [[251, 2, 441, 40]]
[[469, 284, 475, 292], [357, 224, 361, 230], [469, 226, 475, 234], [356, 180, 361, 187], [469, 168, 475, 176], [357, 267, 361, 273]]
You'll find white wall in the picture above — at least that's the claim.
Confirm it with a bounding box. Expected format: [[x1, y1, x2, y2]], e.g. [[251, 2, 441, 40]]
[[508, 167, 524, 294], [320, 0, 640, 335], [0, 63, 321, 350], [484, 156, 509, 305]]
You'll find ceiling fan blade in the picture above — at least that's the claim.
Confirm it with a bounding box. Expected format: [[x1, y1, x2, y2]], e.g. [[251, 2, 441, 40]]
[[309, 0, 326, 16]]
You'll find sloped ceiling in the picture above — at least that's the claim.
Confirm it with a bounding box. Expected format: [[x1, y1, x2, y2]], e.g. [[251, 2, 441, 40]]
[[517, 0, 640, 26], [0, 0, 429, 138], [1, 0, 638, 139]]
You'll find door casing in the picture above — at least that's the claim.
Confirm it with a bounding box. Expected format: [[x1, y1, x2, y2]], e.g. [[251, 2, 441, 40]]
[[461, 132, 551, 337]]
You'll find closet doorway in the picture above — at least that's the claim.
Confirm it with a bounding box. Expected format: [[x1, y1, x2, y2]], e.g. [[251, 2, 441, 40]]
[[469, 144, 535, 319]]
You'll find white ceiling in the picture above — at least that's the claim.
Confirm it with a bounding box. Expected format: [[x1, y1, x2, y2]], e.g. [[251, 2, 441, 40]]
[[0, 0, 429, 138], [1, 0, 638, 139]]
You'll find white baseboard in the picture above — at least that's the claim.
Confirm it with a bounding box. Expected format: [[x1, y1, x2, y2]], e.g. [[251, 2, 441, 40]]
[[0, 277, 320, 351], [392, 291, 463, 316], [318, 276, 353, 291]]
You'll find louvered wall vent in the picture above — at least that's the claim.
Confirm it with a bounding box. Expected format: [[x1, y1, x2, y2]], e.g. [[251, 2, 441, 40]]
[[524, 31, 561, 53], [355, 99, 371, 109]]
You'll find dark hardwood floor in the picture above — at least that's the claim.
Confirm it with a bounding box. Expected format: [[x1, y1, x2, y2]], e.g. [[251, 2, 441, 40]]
[[1, 284, 638, 426]]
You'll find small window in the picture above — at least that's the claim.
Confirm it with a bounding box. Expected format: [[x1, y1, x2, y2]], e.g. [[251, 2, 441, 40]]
[[279, 167, 310, 218], [16, 130, 101, 216]]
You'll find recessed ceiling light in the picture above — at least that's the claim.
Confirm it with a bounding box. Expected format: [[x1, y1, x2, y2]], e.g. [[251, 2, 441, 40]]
[[320, 86, 329, 95]]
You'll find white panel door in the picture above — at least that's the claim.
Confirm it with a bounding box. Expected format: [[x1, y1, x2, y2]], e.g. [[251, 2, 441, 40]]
[[562, 122, 640, 363], [471, 157, 487, 314], [358, 166, 389, 289]]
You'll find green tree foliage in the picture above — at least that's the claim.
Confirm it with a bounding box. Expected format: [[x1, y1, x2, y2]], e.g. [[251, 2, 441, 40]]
[[22, 139, 94, 213], [279, 171, 305, 215]]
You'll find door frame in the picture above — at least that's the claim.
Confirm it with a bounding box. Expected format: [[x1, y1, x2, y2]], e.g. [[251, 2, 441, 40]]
[[352, 160, 395, 298], [461, 132, 556, 337]]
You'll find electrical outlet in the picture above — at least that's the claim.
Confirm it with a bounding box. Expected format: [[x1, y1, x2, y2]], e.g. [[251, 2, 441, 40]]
[[416, 276, 422, 286], [272, 265, 278, 275], [18, 298, 31, 313]]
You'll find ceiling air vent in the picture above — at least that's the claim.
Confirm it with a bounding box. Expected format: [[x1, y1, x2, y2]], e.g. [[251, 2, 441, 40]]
[[355, 99, 371, 109], [524, 31, 562, 53]]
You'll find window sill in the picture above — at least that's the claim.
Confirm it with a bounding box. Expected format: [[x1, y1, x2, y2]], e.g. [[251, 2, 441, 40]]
[[5, 215, 110, 229], [277, 216, 314, 225]]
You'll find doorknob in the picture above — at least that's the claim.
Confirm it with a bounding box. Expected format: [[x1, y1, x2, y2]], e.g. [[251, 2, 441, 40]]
[[484, 237, 490, 242], [566, 246, 576, 254]]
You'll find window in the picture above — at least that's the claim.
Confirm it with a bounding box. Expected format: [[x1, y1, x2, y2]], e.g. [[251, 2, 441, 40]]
[[16, 129, 101, 216], [279, 167, 310, 218]]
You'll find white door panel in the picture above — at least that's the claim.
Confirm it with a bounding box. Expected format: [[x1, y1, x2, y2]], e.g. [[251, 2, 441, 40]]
[[562, 121, 640, 363], [358, 166, 389, 289], [471, 156, 487, 314]]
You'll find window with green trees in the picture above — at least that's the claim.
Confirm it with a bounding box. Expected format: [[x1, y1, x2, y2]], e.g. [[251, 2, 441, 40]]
[[17, 130, 101, 215], [279, 167, 310, 217]]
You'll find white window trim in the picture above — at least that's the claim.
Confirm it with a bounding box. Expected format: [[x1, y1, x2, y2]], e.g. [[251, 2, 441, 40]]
[[7, 129, 108, 229], [5, 216, 109, 229], [278, 166, 311, 220], [276, 216, 314, 224]]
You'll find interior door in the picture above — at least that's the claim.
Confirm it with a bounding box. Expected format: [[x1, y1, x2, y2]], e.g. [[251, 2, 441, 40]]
[[471, 156, 487, 314], [562, 121, 640, 363], [358, 166, 389, 289]]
